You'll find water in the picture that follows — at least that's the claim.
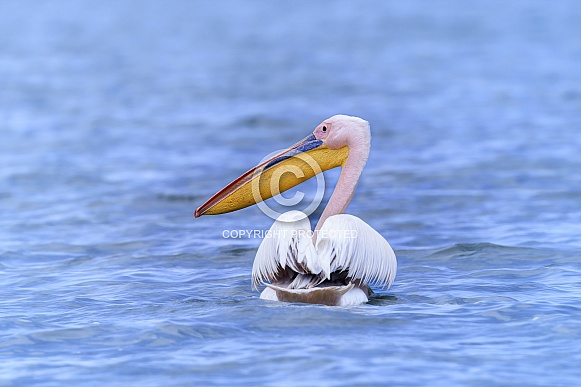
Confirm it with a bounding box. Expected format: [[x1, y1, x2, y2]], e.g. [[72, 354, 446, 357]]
[[1, 1, 581, 385]]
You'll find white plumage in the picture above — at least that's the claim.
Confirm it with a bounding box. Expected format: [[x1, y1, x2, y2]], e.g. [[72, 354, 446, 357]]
[[252, 210, 397, 306]]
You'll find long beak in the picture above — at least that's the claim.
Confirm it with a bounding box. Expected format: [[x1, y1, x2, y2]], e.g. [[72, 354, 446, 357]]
[[194, 133, 349, 217]]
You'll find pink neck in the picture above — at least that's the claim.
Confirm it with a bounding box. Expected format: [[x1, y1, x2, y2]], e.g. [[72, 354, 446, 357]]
[[314, 133, 370, 233]]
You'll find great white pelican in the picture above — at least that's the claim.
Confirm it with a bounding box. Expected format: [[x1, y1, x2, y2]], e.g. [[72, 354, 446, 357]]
[[195, 115, 396, 306]]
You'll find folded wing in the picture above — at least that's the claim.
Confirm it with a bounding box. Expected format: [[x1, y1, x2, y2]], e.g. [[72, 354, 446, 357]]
[[252, 212, 396, 290], [315, 214, 397, 289], [252, 211, 330, 289]]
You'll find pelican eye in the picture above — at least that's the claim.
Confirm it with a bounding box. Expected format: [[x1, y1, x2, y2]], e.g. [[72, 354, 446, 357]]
[[322, 126, 327, 132]]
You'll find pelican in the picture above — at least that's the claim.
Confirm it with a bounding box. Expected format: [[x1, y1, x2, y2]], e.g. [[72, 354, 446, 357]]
[[195, 115, 396, 306]]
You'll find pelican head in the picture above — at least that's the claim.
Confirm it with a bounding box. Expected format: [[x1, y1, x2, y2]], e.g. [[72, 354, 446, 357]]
[[194, 114, 370, 218], [313, 114, 370, 151]]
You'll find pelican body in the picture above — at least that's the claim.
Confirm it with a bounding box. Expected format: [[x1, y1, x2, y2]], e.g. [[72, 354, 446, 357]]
[[195, 115, 396, 306]]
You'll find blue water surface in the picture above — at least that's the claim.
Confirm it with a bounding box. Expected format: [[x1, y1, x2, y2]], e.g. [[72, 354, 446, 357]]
[[1, 1, 581, 386]]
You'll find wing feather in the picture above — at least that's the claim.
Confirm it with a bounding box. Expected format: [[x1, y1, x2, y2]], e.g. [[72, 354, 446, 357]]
[[252, 211, 327, 289], [315, 214, 397, 289]]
